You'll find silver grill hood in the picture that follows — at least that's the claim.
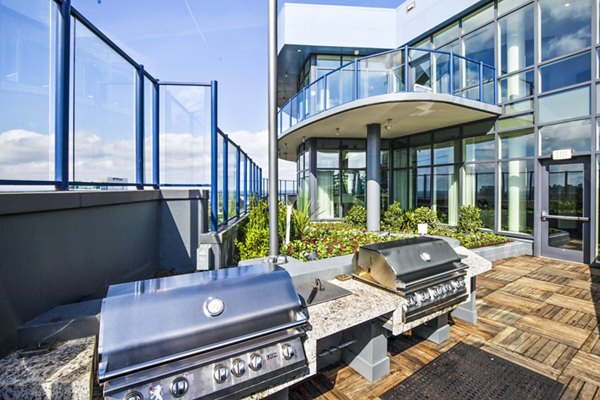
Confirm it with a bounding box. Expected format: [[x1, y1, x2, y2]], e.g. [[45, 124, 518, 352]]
[[98, 264, 307, 382]]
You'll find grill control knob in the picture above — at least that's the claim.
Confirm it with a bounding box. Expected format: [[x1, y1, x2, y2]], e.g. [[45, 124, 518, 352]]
[[282, 344, 296, 360], [214, 364, 230, 383], [450, 280, 460, 289], [123, 392, 143, 400], [170, 377, 189, 397], [231, 359, 247, 377], [249, 353, 264, 371]]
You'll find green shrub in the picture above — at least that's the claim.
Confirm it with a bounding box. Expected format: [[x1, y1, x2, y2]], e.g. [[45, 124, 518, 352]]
[[235, 200, 270, 260], [291, 200, 311, 238], [458, 205, 483, 234], [344, 202, 367, 229], [401, 207, 439, 233], [381, 202, 404, 231]]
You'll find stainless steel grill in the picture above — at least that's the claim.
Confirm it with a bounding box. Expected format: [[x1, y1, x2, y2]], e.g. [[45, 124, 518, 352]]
[[98, 264, 309, 400], [353, 237, 468, 323]]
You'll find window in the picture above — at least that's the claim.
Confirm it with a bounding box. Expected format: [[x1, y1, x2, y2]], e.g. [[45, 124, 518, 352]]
[[500, 70, 535, 103], [433, 22, 459, 49], [462, 162, 495, 229], [498, 0, 531, 16], [499, 4, 534, 74], [463, 23, 494, 67], [539, 86, 590, 124], [540, 0, 592, 61], [540, 52, 591, 92], [464, 135, 495, 161], [540, 119, 591, 155], [500, 129, 535, 158], [462, 4, 493, 34], [500, 159, 535, 234]]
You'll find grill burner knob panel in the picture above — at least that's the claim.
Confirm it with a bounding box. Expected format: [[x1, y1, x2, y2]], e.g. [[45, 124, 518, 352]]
[[213, 365, 230, 383], [249, 353, 264, 371], [170, 377, 189, 397], [282, 344, 296, 360], [231, 359, 247, 377], [123, 392, 143, 400]]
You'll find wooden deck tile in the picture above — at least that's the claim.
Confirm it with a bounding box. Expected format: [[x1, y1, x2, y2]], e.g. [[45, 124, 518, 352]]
[[514, 314, 590, 348]]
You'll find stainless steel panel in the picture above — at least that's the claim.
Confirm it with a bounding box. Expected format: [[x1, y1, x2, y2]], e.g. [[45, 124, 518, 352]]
[[99, 264, 304, 380]]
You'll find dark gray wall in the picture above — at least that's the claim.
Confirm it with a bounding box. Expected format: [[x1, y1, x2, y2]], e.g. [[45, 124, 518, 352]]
[[0, 189, 212, 357]]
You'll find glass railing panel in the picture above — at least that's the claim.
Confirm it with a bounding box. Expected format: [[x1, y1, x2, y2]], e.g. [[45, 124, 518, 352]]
[[227, 139, 237, 218], [305, 81, 318, 118], [0, 0, 55, 186], [433, 52, 451, 94], [358, 50, 403, 98], [143, 77, 153, 184], [326, 68, 342, 109], [217, 133, 224, 223], [159, 84, 211, 185], [482, 65, 495, 104], [291, 93, 301, 126], [280, 101, 292, 132], [315, 78, 325, 114], [341, 64, 355, 104], [72, 19, 136, 185], [409, 49, 433, 92], [464, 58, 481, 101]]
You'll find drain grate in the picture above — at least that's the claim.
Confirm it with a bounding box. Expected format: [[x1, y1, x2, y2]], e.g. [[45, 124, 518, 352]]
[[380, 342, 563, 400]]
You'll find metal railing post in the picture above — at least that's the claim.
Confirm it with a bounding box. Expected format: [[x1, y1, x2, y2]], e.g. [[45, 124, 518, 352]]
[[152, 80, 160, 189], [493, 67, 498, 105], [223, 136, 229, 223], [135, 65, 144, 189], [236, 145, 240, 217], [210, 80, 218, 231], [55, 0, 71, 190]]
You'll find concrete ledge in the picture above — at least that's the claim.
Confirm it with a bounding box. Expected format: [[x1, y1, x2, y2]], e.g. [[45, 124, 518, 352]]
[[0, 336, 95, 400], [472, 240, 533, 262], [0, 189, 208, 216]]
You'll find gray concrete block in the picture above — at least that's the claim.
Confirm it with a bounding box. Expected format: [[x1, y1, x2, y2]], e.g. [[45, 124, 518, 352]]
[[17, 300, 101, 348], [414, 314, 450, 344]]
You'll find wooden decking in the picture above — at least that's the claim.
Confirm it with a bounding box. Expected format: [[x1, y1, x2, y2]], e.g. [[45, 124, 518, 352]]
[[289, 256, 600, 400]]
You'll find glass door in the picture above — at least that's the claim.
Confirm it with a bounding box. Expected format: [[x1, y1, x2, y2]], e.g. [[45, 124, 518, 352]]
[[540, 157, 590, 263]]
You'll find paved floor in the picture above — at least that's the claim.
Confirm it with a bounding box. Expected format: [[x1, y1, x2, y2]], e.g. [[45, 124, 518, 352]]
[[289, 256, 600, 399]]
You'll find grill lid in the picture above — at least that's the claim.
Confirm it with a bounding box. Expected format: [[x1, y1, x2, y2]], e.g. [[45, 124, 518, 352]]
[[98, 264, 306, 381], [354, 237, 462, 290]]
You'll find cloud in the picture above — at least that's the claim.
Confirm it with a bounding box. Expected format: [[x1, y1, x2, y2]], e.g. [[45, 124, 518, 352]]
[[0, 128, 296, 190], [227, 129, 297, 181]]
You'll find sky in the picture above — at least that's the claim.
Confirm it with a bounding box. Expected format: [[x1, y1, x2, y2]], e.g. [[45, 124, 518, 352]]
[[70, 0, 405, 180]]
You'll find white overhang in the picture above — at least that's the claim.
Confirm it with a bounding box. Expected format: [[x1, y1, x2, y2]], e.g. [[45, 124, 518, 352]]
[[277, 93, 501, 162]]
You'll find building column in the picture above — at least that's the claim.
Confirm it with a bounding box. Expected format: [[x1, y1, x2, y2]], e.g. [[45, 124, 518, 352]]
[[367, 124, 381, 231]]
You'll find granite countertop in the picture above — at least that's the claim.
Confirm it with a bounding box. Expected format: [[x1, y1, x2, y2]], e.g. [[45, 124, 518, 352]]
[[0, 336, 95, 400]]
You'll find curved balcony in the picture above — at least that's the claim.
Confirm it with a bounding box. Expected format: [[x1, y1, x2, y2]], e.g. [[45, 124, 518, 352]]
[[277, 46, 501, 161]]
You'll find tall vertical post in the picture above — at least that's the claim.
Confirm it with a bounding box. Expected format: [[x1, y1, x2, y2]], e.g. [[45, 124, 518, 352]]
[[404, 45, 410, 92], [210, 81, 219, 231], [223, 136, 229, 223], [268, 0, 279, 259], [367, 124, 381, 231], [152, 81, 160, 189], [236, 145, 241, 217], [55, 0, 71, 190], [449, 51, 454, 95], [244, 155, 248, 212], [479, 62, 484, 102], [135, 65, 145, 189]]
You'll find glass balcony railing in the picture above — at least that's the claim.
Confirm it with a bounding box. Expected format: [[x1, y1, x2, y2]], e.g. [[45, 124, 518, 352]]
[[278, 46, 497, 136]]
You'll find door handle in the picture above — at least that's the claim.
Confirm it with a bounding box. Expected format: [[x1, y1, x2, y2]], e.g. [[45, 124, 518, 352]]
[[541, 211, 589, 222]]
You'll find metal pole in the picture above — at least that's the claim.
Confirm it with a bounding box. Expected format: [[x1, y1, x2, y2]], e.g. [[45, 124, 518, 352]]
[[55, 0, 71, 190], [268, 0, 279, 258], [135, 65, 144, 189], [210, 81, 218, 231], [244, 155, 248, 212]]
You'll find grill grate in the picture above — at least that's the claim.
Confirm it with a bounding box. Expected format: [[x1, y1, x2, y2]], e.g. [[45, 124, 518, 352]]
[[380, 342, 564, 400]]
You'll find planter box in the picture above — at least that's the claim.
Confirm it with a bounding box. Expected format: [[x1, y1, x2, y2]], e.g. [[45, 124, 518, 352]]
[[472, 240, 532, 262]]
